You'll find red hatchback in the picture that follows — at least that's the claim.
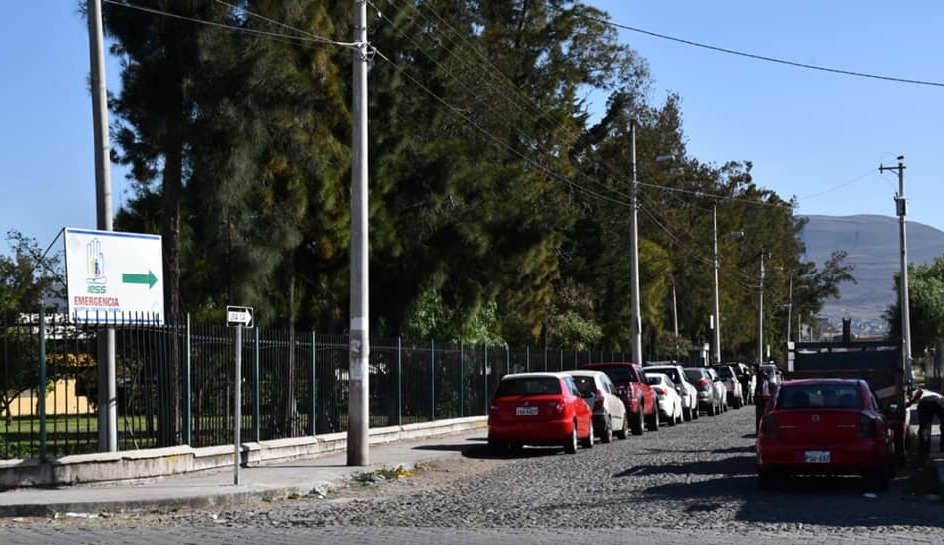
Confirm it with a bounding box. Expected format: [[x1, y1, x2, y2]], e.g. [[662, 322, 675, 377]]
[[487, 372, 594, 454], [756, 378, 894, 490]]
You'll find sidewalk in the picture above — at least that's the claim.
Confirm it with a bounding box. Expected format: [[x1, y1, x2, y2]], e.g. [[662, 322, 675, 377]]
[[0, 428, 489, 518]]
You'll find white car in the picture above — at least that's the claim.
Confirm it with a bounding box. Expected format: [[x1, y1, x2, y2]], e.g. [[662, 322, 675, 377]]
[[645, 364, 698, 421], [563, 370, 629, 443], [645, 372, 683, 426], [711, 364, 744, 409]]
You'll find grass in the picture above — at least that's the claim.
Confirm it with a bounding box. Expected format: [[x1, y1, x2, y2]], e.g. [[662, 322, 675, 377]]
[[350, 465, 414, 486]]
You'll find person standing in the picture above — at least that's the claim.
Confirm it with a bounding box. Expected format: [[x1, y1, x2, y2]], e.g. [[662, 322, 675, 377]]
[[908, 388, 944, 458]]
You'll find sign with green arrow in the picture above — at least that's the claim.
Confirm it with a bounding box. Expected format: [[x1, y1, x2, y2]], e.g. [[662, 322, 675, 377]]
[[122, 270, 159, 288], [64, 228, 165, 324]]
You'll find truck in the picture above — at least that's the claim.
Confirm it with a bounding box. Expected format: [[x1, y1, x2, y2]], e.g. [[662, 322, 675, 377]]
[[583, 362, 659, 436], [785, 327, 911, 466]]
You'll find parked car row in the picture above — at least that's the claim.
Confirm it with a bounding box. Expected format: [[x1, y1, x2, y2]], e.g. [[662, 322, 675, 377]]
[[486, 361, 745, 455]]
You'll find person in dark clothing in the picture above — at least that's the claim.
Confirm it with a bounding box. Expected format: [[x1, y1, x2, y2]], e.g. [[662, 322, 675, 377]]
[[908, 388, 944, 457]]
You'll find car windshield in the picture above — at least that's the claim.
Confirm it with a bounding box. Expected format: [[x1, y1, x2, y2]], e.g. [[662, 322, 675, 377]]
[[776, 384, 862, 410], [495, 377, 561, 396]]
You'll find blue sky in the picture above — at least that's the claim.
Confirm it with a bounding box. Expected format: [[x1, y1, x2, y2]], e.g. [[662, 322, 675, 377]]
[[2, 1, 943, 258]]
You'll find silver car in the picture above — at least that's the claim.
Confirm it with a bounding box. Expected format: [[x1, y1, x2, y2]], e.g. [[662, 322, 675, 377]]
[[683, 367, 724, 416], [563, 370, 629, 443]]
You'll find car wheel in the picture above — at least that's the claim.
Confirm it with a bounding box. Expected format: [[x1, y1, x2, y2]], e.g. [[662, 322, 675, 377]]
[[600, 416, 613, 443], [683, 406, 692, 422], [581, 422, 594, 449], [564, 423, 578, 454], [630, 404, 645, 436], [615, 413, 629, 440], [757, 469, 777, 490], [692, 403, 699, 419], [707, 402, 716, 416], [866, 468, 890, 491], [646, 405, 659, 432], [676, 405, 683, 424]]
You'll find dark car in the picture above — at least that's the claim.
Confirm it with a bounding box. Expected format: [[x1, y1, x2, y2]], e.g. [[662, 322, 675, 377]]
[[684, 367, 724, 416]]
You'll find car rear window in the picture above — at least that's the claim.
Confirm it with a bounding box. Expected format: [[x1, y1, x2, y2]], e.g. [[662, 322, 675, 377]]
[[776, 384, 862, 410], [495, 377, 562, 396], [595, 367, 636, 383], [569, 375, 596, 395], [649, 367, 680, 383], [713, 366, 734, 378], [684, 369, 704, 382]]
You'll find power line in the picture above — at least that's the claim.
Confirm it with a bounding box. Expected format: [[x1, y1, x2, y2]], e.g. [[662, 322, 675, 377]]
[[102, 0, 358, 49], [575, 8, 944, 88]]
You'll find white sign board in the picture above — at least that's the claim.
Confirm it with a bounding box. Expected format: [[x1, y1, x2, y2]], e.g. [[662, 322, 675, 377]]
[[64, 228, 164, 324], [226, 305, 254, 328]]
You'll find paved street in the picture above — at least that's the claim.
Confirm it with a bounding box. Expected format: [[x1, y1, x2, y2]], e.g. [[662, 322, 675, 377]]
[[2, 405, 941, 545]]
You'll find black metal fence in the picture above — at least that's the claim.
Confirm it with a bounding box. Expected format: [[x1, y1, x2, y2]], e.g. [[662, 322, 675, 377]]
[[0, 311, 628, 460]]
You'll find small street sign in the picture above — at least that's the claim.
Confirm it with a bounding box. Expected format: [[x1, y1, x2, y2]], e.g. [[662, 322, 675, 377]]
[[226, 305, 254, 328]]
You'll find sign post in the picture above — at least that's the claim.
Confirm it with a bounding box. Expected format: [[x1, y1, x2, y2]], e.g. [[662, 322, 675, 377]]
[[227, 305, 253, 485]]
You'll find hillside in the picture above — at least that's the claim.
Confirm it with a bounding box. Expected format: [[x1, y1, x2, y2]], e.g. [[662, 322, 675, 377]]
[[800, 214, 944, 332]]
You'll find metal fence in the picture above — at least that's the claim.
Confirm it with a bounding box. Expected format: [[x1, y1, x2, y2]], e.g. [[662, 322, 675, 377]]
[[0, 310, 628, 460]]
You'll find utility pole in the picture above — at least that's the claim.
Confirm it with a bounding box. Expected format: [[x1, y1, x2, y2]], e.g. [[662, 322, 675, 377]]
[[757, 251, 765, 365], [879, 156, 912, 379], [671, 279, 678, 337], [348, 0, 370, 466], [87, 0, 117, 453], [629, 120, 643, 365], [785, 274, 793, 343], [711, 204, 721, 364]]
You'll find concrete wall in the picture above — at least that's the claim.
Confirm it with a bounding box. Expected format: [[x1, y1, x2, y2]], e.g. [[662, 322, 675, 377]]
[[0, 416, 486, 490]]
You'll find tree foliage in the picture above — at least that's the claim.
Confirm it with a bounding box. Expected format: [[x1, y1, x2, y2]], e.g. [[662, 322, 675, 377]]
[[96, 0, 857, 368]]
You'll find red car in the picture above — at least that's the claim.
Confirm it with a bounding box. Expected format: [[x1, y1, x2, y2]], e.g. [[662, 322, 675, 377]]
[[582, 362, 659, 435], [487, 372, 594, 454], [755, 378, 895, 490]]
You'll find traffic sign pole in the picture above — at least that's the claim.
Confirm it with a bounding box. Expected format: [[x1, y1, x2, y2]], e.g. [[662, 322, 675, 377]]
[[234, 325, 242, 485]]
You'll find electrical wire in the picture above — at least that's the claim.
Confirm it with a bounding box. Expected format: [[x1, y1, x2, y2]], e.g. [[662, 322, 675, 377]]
[[572, 5, 944, 88], [103, 0, 359, 49]]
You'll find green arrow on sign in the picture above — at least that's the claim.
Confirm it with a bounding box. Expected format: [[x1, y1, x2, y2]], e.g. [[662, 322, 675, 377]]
[[122, 270, 158, 289]]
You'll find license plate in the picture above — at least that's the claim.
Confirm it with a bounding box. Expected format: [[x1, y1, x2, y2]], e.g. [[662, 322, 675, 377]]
[[515, 406, 538, 416], [804, 450, 830, 463]]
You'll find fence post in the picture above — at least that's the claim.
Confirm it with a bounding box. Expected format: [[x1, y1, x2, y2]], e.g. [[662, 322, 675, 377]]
[[483, 347, 489, 415], [505, 346, 510, 378], [182, 314, 192, 445], [526, 346, 530, 372], [459, 341, 464, 417], [396, 337, 402, 426], [252, 327, 261, 443], [430, 339, 435, 421], [38, 308, 47, 461], [309, 331, 316, 436]]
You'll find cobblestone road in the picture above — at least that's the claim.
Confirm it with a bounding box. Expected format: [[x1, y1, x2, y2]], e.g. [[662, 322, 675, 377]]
[[2, 405, 942, 545]]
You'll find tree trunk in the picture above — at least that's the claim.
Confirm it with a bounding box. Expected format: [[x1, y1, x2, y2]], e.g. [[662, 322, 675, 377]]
[[157, 142, 183, 447]]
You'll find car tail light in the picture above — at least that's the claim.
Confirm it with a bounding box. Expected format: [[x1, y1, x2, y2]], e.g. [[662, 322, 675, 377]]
[[857, 413, 879, 438], [759, 413, 778, 439], [698, 378, 709, 390], [593, 389, 604, 410], [653, 386, 666, 397]]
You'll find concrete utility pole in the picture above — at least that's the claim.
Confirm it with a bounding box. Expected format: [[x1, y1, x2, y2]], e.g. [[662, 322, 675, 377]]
[[711, 205, 721, 364], [879, 156, 912, 378], [757, 251, 765, 365], [348, 0, 370, 466], [629, 120, 643, 365], [87, 0, 117, 453]]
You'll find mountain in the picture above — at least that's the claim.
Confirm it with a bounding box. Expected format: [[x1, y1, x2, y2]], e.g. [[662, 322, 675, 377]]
[[800, 215, 944, 331]]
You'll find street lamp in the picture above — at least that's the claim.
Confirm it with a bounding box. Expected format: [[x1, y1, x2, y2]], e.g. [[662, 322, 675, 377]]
[[629, 119, 673, 364], [711, 204, 743, 365]]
